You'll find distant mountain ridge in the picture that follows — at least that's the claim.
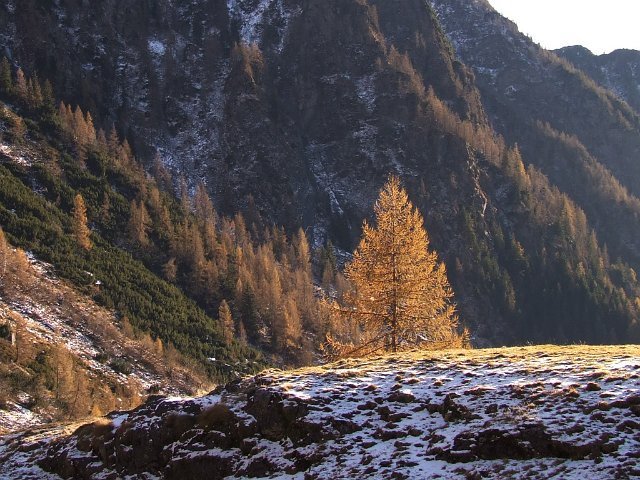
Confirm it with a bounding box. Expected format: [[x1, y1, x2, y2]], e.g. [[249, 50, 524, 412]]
[[429, 0, 640, 283], [556, 46, 640, 114]]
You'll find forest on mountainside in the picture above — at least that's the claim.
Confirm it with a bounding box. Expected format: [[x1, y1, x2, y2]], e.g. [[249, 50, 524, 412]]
[[0, 62, 354, 379], [1, 0, 640, 361]]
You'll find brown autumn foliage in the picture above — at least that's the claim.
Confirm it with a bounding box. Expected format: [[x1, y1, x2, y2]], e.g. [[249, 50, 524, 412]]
[[331, 176, 463, 357]]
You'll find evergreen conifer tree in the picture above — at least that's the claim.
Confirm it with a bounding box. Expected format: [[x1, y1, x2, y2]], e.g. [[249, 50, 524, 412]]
[[14, 68, 28, 102], [128, 199, 151, 248], [218, 300, 235, 344], [0, 57, 12, 95]]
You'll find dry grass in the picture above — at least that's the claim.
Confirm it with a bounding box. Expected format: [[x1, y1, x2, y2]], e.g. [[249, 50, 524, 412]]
[[261, 344, 640, 381]]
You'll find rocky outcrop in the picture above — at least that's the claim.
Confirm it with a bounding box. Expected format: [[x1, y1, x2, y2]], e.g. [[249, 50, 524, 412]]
[[1, 346, 639, 479]]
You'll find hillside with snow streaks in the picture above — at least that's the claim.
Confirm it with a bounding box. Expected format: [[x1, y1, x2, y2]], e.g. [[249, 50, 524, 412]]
[[1, 346, 639, 479], [0, 236, 208, 435]]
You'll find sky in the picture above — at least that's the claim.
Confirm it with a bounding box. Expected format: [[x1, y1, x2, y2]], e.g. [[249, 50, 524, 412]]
[[488, 0, 640, 55]]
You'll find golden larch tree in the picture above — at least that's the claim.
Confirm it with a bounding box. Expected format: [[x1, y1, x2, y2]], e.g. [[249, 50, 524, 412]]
[[72, 193, 92, 251], [344, 175, 461, 353], [14, 67, 27, 101], [218, 300, 235, 345], [0, 226, 7, 285], [128, 199, 151, 248]]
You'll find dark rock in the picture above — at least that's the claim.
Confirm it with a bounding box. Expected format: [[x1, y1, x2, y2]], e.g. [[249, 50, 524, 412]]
[[374, 428, 406, 441], [388, 391, 416, 404], [440, 424, 614, 463], [357, 401, 379, 411], [166, 453, 235, 480]]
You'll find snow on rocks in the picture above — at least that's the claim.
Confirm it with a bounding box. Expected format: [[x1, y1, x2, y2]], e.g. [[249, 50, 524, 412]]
[[227, 0, 273, 45], [0, 403, 45, 436], [0, 143, 31, 167], [147, 39, 166, 57], [1, 346, 639, 478], [227, 0, 301, 52], [355, 74, 377, 113]]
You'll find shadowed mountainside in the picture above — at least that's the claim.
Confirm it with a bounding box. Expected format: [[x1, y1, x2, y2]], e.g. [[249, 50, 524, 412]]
[[1, 0, 640, 346]]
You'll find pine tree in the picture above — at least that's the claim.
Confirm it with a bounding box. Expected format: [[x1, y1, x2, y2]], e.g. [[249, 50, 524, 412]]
[[28, 73, 43, 109], [100, 191, 111, 224], [238, 284, 258, 342], [218, 300, 235, 344], [96, 128, 108, 154], [293, 227, 311, 273], [320, 240, 338, 289], [283, 295, 302, 348], [72, 194, 92, 251], [58, 101, 71, 132], [152, 153, 172, 191], [84, 111, 97, 145], [72, 105, 87, 144], [0, 226, 7, 286], [163, 257, 178, 282], [14, 68, 27, 101], [120, 139, 133, 165], [107, 125, 120, 158], [41, 80, 55, 111], [188, 223, 207, 295], [344, 176, 461, 353], [0, 57, 12, 95], [194, 181, 217, 225], [128, 199, 151, 248], [178, 176, 190, 213]]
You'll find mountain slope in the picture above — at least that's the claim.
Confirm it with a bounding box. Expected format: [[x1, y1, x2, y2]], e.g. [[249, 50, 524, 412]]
[[1, 236, 208, 434], [0, 96, 267, 382], [556, 46, 640, 115], [428, 0, 640, 271], [1, 0, 640, 347], [428, 0, 640, 192], [1, 346, 639, 479]]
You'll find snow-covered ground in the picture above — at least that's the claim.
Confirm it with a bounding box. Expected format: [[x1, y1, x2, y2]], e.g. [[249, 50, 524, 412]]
[[0, 346, 638, 478]]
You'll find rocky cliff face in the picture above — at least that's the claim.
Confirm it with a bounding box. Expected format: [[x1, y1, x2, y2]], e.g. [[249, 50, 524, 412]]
[[1, 0, 640, 346], [556, 46, 640, 115], [0, 0, 485, 237]]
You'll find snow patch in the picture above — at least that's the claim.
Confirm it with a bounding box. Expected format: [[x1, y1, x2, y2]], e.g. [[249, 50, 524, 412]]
[[0, 144, 31, 167], [227, 0, 301, 52], [147, 39, 166, 56], [355, 74, 376, 113], [228, 0, 275, 45], [0, 403, 44, 434], [353, 122, 377, 164]]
